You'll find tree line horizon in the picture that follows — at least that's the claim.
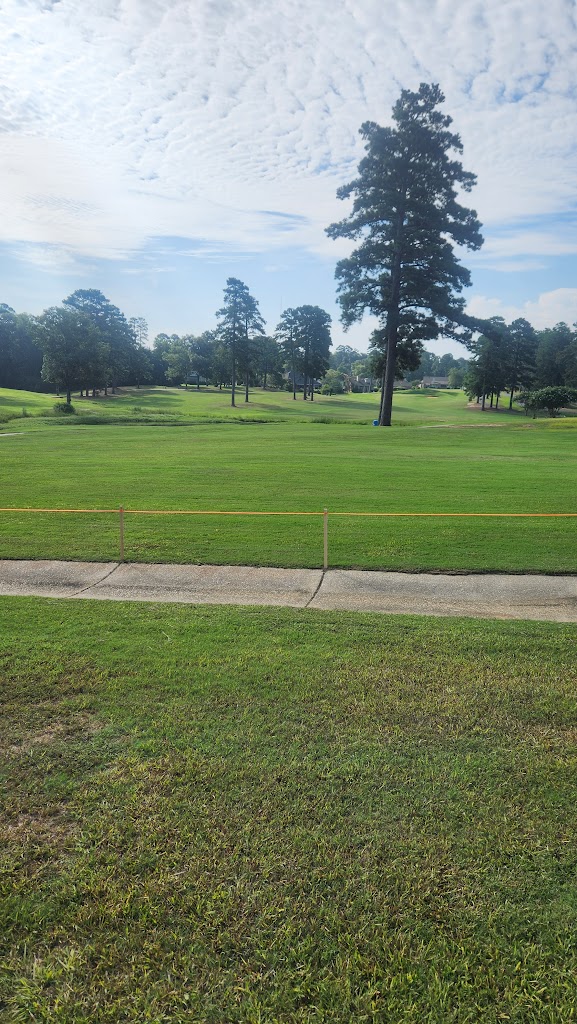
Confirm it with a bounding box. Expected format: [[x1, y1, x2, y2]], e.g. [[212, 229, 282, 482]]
[[1, 83, 576, 417]]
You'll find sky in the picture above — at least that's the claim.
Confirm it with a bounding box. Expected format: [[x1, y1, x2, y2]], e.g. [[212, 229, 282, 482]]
[[1, 0, 577, 357]]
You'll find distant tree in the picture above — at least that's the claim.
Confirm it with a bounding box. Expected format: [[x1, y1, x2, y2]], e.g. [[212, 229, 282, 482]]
[[151, 333, 173, 384], [464, 319, 509, 409], [254, 335, 283, 389], [0, 305, 18, 388], [128, 316, 148, 348], [164, 332, 215, 388], [276, 308, 302, 400], [296, 306, 332, 401], [0, 306, 44, 391], [327, 82, 483, 425], [216, 279, 264, 406], [189, 331, 216, 387], [321, 369, 346, 394], [63, 289, 135, 394], [37, 306, 101, 404], [405, 350, 435, 382], [438, 352, 457, 376], [164, 335, 192, 386], [535, 323, 575, 388], [240, 300, 265, 403], [351, 358, 369, 376], [504, 318, 537, 408], [329, 345, 364, 375], [128, 317, 152, 388], [448, 366, 466, 388]]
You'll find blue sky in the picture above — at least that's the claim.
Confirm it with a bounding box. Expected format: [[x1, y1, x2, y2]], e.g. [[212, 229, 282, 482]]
[[1, 0, 577, 356]]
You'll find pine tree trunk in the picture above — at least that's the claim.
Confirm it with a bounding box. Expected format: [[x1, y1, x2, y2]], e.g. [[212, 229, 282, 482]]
[[379, 329, 398, 426], [378, 372, 386, 422]]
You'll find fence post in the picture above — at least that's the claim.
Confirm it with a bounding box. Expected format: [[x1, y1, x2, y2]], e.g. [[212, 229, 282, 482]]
[[119, 506, 124, 562], [323, 508, 328, 570]]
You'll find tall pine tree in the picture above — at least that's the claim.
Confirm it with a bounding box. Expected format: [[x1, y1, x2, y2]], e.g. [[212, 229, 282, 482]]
[[327, 83, 483, 425]]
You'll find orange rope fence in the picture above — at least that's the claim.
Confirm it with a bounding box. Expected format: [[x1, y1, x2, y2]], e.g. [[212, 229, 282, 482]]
[[1, 509, 576, 517], [0, 506, 574, 568]]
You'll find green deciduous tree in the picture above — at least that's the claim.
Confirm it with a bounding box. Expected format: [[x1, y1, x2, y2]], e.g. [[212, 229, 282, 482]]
[[163, 335, 193, 386], [320, 369, 346, 394], [276, 305, 331, 401], [329, 345, 364, 375], [254, 335, 283, 389], [0, 306, 44, 391], [519, 386, 577, 418], [37, 306, 101, 404], [535, 323, 575, 388], [63, 289, 135, 394], [327, 82, 483, 425]]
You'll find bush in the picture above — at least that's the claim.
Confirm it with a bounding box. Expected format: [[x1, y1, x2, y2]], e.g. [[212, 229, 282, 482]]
[[518, 387, 577, 418], [53, 401, 76, 415]]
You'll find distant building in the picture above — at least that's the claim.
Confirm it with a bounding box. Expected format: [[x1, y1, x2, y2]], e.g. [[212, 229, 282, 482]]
[[184, 372, 208, 386], [419, 376, 449, 389], [352, 376, 375, 393], [285, 371, 322, 389], [394, 379, 414, 390]]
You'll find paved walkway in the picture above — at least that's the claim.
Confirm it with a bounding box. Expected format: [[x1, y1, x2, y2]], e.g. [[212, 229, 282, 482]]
[[1, 560, 577, 622]]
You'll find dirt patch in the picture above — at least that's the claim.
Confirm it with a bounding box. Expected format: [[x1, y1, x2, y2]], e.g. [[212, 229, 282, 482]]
[[5, 805, 71, 845], [4, 713, 102, 756]]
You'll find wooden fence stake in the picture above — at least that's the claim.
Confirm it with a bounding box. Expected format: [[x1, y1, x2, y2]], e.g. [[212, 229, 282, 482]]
[[323, 508, 328, 570], [119, 506, 124, 562]]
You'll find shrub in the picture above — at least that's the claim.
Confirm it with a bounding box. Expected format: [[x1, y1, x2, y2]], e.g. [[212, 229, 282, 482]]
[[53, 401, 76, 415]]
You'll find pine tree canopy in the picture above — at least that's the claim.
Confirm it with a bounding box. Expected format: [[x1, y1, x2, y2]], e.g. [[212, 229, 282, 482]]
[[326, 82, 483, 425]]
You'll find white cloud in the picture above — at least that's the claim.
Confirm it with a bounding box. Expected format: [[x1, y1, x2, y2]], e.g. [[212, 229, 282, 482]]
[[467, 288, 577, 329], [0, 0, 577, 273]]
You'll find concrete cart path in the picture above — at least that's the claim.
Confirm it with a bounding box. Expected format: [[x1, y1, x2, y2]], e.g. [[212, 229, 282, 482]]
[[2, 559, 577, 622]]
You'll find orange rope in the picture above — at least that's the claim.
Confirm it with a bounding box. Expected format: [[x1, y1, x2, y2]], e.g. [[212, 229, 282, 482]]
[[0, 508, 576, 518]]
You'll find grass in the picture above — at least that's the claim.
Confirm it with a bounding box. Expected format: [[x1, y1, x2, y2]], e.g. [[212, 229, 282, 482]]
[[2, 597, 577, 1021], [2, 391, 577, 570], [0, 383, 534, 428]]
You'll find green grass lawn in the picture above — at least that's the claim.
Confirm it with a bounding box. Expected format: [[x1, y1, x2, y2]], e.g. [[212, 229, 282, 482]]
[[2, 388, 577, 571], [0, 383, 529, 427], [2, 597, 577, 1022]]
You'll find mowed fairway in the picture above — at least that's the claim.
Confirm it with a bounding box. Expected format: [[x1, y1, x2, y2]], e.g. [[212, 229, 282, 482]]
[[3, 598, 577, 1021], [2, 386, 577, 571], [0, 384, 502, 426]]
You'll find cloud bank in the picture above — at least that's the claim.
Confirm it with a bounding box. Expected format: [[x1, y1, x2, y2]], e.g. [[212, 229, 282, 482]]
[[1, 0, 576, 276]]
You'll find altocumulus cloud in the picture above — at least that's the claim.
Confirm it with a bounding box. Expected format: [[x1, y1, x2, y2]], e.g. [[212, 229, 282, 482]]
[[1, 0, 577, 296]]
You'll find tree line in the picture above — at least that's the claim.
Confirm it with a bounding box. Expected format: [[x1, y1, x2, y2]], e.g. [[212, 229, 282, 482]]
[[3, 83, 574, 421], [0, 281, 332, 405], [462, 317, 577, 411]]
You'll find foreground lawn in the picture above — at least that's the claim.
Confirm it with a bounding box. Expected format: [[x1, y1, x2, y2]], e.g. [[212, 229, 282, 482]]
[[2, 416, 577, 571], [2, 598, 577, 1021]]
